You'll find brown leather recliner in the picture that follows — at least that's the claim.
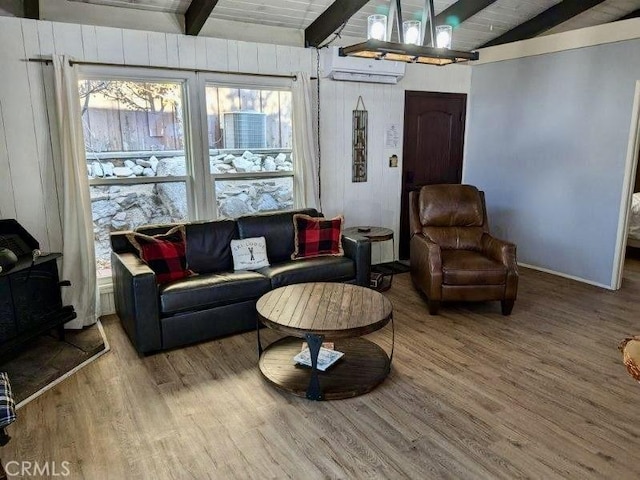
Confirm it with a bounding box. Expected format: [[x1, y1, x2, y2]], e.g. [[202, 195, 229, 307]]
[[409, 184, 518, 315]]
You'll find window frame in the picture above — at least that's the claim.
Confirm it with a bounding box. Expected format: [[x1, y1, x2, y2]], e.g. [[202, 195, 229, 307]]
[[196, 73, 295, 220], [77, 66, 206, 221], [76, 67, 298, 278]]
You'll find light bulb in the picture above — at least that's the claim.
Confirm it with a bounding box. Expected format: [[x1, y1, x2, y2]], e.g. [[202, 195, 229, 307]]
[[405, 26, 419, 44], [436, 25, 452, 49], [402, 20, 422, 46], [370, 22, 386, 40], [436, 31, 450, 48], [368, 15, 387, 41]]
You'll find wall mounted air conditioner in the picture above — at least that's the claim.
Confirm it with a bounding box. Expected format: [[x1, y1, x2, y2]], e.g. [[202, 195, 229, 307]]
[[320, 47, 405, 85]]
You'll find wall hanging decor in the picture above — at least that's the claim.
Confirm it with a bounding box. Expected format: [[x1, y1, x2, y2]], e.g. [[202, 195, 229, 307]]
[[352, 96, 368, 182]]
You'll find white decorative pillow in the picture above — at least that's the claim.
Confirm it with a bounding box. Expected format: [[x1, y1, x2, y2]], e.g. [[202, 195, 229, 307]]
[[230, 237, 270, 271]]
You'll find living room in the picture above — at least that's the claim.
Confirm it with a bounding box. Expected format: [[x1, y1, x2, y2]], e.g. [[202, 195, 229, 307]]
[[1, 0, 640, 478]]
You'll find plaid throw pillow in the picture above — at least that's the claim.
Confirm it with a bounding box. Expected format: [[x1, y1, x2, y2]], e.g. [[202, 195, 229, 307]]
[[127, 225, 191, 284], [292, 214, 344, 260], [0, 372, 16, 429]]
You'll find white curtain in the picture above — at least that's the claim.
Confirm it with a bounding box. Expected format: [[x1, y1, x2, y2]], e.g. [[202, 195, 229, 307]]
[[52, 55, 97, 329], [292, 72, 320, 210]]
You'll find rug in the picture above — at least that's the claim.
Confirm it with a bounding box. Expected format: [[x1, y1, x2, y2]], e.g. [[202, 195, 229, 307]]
[[372, 261, 411, 275], [0, 321, 109, 407]]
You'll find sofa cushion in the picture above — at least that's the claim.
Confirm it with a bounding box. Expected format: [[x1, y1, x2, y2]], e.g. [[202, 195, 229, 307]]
[[159, 271, 271, 315], [258, 257, 355, 289], [292, 214, 344, 259], [185, 220, 237, 273], [236, 208, 320, 264], [441, 250, 506, 286], [127, 225, 191, 285]]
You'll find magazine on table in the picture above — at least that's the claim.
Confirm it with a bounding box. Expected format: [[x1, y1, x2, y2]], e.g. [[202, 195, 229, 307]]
[[294, 343, 344, 371]]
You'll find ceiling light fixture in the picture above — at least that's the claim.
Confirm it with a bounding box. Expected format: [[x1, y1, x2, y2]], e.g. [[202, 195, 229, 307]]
[[342, 0, 479, 66]]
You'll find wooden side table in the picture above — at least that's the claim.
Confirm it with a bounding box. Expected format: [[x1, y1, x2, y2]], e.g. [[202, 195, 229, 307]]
[[343, 226, 395, 291]]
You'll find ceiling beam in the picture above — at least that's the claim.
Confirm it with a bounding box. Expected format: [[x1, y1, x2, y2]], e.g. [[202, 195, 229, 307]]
[[23, 0, 39, 19], [435, 0, 498, 27], [618, 8, 640, 21], [480, 0, 606, 48], [305, 0, 369, 48], [185, 0, 220, 36]]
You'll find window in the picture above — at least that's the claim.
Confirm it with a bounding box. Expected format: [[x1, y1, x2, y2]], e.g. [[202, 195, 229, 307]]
[[205, 85, 294, 218], [77, 72, 295, 278], [79, 78, 191, 277]]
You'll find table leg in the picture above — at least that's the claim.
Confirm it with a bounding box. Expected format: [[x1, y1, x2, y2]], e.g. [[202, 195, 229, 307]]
[[388, 237, 396, 288], [389, 312, 395, 372], [57, 324, 66, 342], [304, 333, 324, 401], [256, 319, 263, 356]]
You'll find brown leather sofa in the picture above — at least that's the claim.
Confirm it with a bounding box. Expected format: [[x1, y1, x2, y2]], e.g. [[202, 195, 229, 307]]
[[409, 184, 518, 315]]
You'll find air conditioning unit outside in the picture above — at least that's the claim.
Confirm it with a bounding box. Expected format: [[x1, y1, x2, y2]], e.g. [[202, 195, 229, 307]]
[[223, 111, 267, 149], [320, 47, 405, 85]]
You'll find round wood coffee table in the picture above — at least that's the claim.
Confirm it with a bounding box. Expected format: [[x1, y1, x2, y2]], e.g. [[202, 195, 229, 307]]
[[256, 282, 394, 401]]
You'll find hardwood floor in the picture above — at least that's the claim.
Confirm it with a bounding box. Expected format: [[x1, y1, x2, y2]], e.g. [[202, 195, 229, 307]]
[[3, 261, 640, 479]]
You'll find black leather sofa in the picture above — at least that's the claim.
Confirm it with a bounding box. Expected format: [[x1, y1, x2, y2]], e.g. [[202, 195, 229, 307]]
[[110, 208, 371, 354]]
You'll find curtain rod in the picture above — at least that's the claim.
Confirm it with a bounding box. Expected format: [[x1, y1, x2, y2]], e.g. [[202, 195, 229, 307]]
[[27, 58, 317, 80]]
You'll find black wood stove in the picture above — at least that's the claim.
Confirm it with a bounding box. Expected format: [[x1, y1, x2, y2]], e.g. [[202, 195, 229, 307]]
[[0, 219, 76, 359]]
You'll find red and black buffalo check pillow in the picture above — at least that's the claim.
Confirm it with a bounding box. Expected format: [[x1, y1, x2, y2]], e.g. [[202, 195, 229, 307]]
[[292, 214, 344, 260], [127, 225, 191, 284]]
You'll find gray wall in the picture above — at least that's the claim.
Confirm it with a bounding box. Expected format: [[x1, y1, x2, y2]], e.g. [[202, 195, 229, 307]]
[[464, 38, 640, 287]]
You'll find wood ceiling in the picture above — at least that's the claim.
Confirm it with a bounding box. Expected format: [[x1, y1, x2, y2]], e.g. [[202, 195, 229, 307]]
[[60, 0, 640, 50]]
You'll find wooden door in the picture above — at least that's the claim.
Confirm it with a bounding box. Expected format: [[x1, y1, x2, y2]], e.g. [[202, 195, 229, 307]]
[[399, 91, 467, 259]]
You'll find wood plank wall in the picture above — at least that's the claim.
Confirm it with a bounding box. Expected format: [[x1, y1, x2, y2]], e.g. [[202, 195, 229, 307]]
[[319, 80, 405, 264], [0, 17, 314, 254], [318, 62, 472, 263], [0, 16, 471, 272]]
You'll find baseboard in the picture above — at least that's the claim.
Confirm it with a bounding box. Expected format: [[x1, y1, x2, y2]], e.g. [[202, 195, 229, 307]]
[[98, 282, 116, 316], [518, 262, 613, 290]]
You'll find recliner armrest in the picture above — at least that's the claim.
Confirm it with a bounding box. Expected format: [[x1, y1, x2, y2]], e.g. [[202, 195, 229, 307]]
[[411, 234, 442, 273], [341, 233, 371, 287], [481, 234, 517, 269], [410, 233, 442, 301], [111, 251, 162, 354], [481, 233, 518, 301]]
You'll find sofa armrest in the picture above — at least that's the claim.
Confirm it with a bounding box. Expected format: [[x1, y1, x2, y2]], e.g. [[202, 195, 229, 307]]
[[410, 233, 442, 301], [111, 251, 162, 354], [110, 230, 137, 254], [342, 233, 371, 287], [481, 233, 518, 300]]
